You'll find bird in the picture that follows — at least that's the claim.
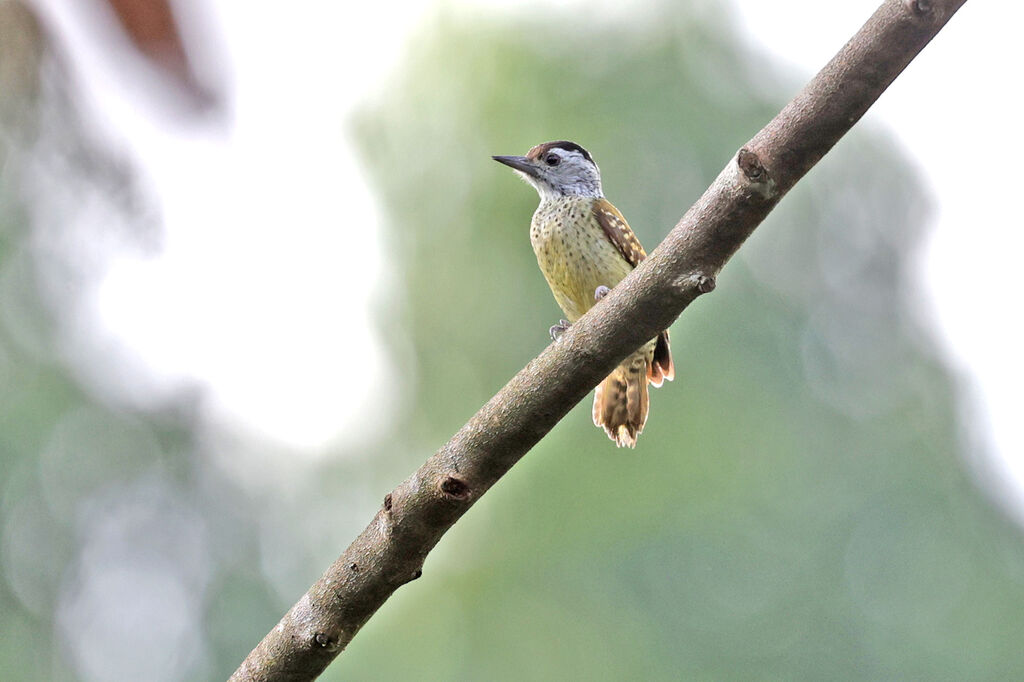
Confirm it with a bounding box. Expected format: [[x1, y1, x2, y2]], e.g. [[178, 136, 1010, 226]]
[[493, 140, 673, 447]]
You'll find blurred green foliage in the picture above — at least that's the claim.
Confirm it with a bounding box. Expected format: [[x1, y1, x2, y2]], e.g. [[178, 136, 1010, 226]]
[[344, 5, 1024, 680], [3, 2, 1024, 680]]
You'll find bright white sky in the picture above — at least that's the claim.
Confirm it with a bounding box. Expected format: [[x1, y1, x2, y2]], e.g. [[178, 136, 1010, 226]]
[[31, 0, 1024, 512]]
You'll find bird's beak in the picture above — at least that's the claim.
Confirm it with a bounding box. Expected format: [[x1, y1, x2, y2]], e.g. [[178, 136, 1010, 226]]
[[492, 155, 539, 178]]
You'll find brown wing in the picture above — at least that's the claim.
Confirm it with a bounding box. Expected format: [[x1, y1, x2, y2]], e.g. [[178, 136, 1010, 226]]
[[592, 198, 647, 268], [593, 199, 675, 386]]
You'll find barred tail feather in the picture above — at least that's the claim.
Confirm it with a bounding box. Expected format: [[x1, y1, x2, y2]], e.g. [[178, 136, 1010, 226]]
[[593, 356, 650, 448], [594, 332, 673, 447]]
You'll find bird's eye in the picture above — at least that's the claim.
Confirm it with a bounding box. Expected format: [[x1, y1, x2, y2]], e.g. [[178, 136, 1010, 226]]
[[545, 153, 560, 166]]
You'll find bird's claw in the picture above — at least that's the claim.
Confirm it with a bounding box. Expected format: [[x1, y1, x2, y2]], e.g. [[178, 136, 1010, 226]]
[[549, 319, 571, 341], [594, 285, 611, 302]]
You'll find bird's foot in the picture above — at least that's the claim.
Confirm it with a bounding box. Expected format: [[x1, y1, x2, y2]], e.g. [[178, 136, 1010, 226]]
[[594, 285, 611, 302], [549, 319, 571, 341]]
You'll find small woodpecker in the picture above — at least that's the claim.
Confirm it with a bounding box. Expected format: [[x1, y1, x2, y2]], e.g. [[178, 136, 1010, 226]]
[[494, 141, 674, 448]]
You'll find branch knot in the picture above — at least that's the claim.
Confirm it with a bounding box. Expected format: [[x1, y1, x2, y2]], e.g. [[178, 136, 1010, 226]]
[[673, 273, 717, 297], [736, 148, 777, 199], [439, 475, 472, 501], [313, 632, 340, 652], [905, 0, 932, 15]]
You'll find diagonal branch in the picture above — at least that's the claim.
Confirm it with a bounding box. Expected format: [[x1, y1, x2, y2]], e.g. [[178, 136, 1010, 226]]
[[230, 1, 967, 679]]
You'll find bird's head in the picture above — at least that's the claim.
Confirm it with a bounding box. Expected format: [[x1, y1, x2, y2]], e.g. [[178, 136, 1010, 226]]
[[493, 140, 603, 199]]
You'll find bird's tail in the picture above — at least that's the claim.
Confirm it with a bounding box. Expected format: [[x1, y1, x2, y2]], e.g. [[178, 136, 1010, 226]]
[[592, 332, 673, 448], [593, 352, 650, 448]]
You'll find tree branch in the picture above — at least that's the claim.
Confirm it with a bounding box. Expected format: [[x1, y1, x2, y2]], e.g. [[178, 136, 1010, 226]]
[[230, 1, 967, 679]]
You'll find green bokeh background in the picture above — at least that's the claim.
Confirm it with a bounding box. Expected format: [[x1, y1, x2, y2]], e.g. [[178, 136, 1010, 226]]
[[2, 2, 1023, 680]]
